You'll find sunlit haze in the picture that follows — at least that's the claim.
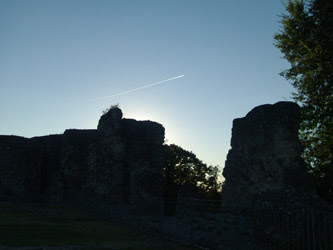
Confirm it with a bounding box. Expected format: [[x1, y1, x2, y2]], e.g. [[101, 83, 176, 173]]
[[0, 0, 294, 173]]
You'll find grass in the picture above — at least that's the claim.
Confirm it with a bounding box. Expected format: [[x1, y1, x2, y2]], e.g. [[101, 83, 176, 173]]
[[0, 202, 192, 249]]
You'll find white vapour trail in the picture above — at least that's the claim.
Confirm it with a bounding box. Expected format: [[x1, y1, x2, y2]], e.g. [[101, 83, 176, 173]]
[[90, 75, 184, 101]]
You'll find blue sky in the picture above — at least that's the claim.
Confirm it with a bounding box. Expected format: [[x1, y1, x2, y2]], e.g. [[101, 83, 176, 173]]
[[0, 0, 294, 172]]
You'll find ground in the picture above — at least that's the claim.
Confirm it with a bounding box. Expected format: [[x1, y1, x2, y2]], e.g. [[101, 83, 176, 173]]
[[0, 202, 194, 249]]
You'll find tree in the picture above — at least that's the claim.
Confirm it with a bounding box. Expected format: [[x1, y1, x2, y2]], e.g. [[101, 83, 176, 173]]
[[274, 0, 333, 202], [163, 144, 222, 200]]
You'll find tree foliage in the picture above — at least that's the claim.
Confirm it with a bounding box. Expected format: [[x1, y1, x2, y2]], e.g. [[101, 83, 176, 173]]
[[274, 0, 333, 202], [102, 103, 120, 114], [163, 144, 222, 200]]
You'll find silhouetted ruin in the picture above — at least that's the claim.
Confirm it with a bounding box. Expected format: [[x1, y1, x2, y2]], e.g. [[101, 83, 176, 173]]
[[0, 108, 164, 214], [222, 101, 316, 207], [218, 102, 328, 249], [0, 102, 332, 249]]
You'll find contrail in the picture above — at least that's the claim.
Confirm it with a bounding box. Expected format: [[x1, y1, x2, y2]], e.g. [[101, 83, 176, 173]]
[[90, 75, 184, 101]]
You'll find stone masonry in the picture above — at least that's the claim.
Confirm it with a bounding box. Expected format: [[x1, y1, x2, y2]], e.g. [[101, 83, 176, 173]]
[[221, 101, 315, 207], [217, 102, 323, 249], [0, 108, 165, 213]]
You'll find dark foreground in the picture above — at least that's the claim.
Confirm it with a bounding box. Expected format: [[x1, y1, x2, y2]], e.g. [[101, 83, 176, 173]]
[[0, 202, 194, 249]]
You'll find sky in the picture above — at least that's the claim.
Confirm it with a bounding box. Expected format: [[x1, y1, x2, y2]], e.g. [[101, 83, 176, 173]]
[[0, 0, 294, 174]]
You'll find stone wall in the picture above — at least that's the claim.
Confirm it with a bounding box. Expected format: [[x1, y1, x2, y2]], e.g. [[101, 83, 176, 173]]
[[221, 101, 316, 207], [0, 134, 63, 202], [0, 108, 165, 213], [219, 101, 324, 249]]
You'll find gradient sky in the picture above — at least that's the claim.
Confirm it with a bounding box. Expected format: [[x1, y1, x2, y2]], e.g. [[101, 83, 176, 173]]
[[0, 0, 294, 173]]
